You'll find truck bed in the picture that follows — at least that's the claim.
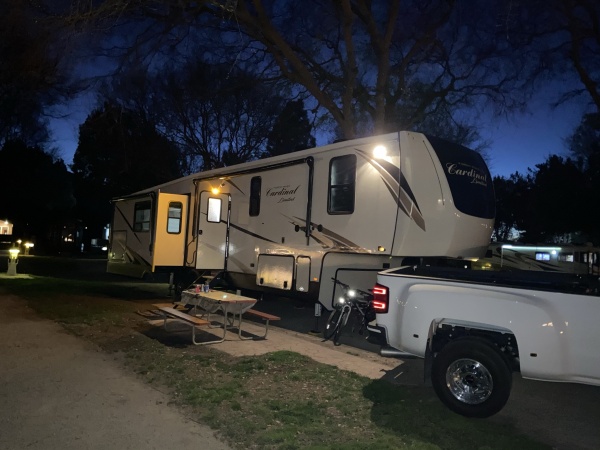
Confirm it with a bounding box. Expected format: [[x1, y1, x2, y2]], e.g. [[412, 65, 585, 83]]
[[387, 265, 600, 297]]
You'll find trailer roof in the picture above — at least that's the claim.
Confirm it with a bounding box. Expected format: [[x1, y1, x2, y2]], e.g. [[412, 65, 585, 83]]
[[124, 131, 403, 197]]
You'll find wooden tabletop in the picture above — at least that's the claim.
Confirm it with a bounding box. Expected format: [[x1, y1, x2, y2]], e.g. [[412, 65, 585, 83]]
[[183, 289, 256, 304]]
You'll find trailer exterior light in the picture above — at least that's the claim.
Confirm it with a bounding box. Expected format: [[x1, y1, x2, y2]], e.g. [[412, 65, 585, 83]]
[[211, 187, 220, 194], [373, 145, 387, 158]]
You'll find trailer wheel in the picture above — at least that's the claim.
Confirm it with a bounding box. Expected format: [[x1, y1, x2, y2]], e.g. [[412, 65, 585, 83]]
[[431, 338, 512, 418]]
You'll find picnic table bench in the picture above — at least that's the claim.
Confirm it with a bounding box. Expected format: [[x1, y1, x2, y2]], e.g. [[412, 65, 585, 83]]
[[152, 295, 282, 343], [244, 309, 281, 339], [153, 304, 224, 345]]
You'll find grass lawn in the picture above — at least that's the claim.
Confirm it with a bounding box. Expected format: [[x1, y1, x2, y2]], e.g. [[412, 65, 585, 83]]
[[2, 275, 549, 450]]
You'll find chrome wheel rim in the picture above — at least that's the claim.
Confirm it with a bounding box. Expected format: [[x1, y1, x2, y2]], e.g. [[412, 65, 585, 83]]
[[446, 358, 493, 404]]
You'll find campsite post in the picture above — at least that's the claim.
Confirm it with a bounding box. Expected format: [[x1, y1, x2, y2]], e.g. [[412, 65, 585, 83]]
[[7, 248, 19, 276]]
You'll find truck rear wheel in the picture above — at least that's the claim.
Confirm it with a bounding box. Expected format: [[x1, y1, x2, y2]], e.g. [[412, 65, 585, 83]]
[[431, 338, 512, 418]]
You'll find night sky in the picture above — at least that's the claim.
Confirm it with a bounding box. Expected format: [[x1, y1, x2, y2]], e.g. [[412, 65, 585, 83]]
[[48, 80, 591, 179]]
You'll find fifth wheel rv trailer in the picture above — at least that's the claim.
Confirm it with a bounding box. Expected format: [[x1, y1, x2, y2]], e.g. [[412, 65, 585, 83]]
[[107, 131, 495, 308], [473, 242, 600, 274]]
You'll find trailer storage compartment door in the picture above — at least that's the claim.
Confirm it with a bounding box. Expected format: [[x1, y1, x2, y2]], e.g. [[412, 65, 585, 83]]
[[295, 256, 311, 292], [257, 254, 295, 290], [152, 193, 189, 270]]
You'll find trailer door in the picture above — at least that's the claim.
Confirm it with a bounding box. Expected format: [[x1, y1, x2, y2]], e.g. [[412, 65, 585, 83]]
[[152, 193, 189, 270], [196, 191, 230, 270]]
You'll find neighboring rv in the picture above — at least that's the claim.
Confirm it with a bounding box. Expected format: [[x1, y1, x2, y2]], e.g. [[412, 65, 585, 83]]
[[107, 131, 495, 307], [474, 243, 600, 274]]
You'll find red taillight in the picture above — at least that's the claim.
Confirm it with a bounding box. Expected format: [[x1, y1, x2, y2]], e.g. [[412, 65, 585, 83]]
[[371, 283, 389, 313]]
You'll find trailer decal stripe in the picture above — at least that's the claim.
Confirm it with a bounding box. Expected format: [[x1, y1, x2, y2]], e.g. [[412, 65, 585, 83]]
[[286, 215, 366, 252], [398, 187, 426, 231], [313, 225, 364, 252], [226, 179, 245, 195], [114, 204, 142, 244], [113, 241, 152, 268], [355, 149, 426, 231], [228, 223, 278, 244]]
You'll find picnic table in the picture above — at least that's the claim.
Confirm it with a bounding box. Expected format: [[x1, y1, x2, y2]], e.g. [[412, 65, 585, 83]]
[[181, 289, 257, 342], [152, 289, 281, 344]]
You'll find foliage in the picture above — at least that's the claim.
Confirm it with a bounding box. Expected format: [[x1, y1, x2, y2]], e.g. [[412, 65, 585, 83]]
[[0, 140, 74, 246], [208, 1, 534, 138], [264, 99, 316, 158], [493, 111, 600, 245], [492, 173, 532, 242], [567, 113, 600, 168], [62, 0, 536, 146], [494, 150, 598, 244], [0, 1, 63, 146], [539, 0, 600, 111], [567, 112, 600, 242], [152, 62, 285, 172], [527, 155, 587, 242], [71, 102, 182, 233]]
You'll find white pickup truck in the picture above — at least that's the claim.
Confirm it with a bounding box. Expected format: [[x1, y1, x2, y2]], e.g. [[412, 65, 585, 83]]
[[367, 265, 600, 418]]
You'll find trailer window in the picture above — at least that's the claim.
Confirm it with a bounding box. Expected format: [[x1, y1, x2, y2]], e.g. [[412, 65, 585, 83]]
[[425, 135, 495, 219], [133, 201, 151, 232], [249, 176, 261, 216], [559, 253, 574, 263], [207, 198, 222, 223], [328, 155, 356, 214], [536, 252, 550, 261], [167, 202, 183, 234]]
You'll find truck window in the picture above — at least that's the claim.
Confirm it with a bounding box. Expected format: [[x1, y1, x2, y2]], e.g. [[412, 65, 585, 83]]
[[328, 155, 356, 214], [167, 202, 182, 234], [133, 201, 151, 232], [249, 176, 261, 216]]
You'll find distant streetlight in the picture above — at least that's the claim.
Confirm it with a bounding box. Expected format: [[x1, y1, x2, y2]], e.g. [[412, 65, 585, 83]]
[[24, 242, 34, 255], [7, 248, 19, 276]]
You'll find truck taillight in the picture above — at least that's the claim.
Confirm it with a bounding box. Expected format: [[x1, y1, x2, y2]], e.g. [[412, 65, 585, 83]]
[[371, 284, 389, 313]]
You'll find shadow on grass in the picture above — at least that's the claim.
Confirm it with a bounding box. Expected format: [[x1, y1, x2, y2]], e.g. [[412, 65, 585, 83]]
[[362, 379, 550, 449], [2, 276, 171, 301], [142, 324, 194, 349], [0, 255, 170, 283]]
